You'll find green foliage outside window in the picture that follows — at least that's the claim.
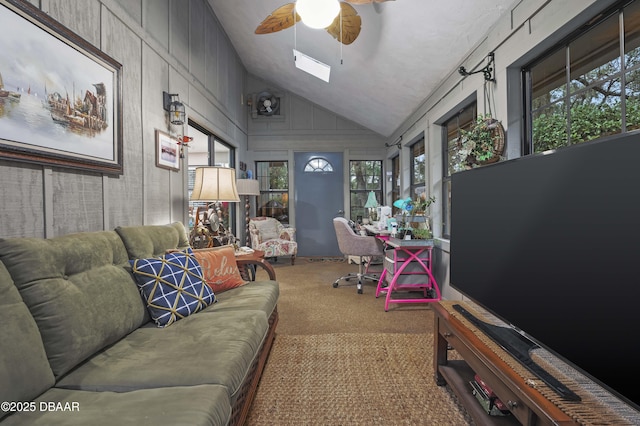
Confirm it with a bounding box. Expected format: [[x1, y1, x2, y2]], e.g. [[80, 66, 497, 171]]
[[349, 160, 382, 221], [530, 3, 640, 152]]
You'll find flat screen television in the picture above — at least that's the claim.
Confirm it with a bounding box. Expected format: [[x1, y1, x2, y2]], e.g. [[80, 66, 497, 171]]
[[451, 132, 640, 410]]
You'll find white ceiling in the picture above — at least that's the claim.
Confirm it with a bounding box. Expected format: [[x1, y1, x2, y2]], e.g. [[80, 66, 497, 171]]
[[207, 0, 517, 138]]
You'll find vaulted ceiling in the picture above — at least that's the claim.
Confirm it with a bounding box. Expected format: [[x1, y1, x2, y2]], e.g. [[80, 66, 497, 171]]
[[207, 0, 517, 138]]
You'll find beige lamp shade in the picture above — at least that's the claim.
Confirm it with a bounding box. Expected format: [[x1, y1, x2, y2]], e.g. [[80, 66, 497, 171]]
[[236, 179, 260, 196], [191, 167, 240, 202]]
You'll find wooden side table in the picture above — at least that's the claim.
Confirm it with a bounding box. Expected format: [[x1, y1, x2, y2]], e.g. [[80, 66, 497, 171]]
[[235, 249, 276, 280]]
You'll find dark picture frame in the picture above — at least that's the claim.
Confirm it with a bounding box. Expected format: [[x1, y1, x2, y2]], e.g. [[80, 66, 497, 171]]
[[0, 0, 123, 174], [155, 130, 179, 171]]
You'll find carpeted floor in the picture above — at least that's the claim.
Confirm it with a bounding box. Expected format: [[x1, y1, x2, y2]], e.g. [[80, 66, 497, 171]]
[[246, 257, 473, 425]]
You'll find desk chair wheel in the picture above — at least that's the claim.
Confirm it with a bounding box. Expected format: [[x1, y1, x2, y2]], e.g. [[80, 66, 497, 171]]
[[333, 281, 339, 288]]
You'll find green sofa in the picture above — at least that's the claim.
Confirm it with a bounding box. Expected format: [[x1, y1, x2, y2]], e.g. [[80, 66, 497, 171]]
[[0, 223, 279, 426]]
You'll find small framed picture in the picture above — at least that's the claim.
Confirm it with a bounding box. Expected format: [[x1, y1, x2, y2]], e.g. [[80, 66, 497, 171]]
[[155, 130, 179, 171]]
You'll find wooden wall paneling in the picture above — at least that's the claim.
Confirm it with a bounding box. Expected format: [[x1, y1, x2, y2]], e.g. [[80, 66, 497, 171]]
[[113, 0, 141, 27], [205, 20, 220, 101], [291, 97, 313, 130], [103, 5, 144, 227], [313, 107, 338, 130], [217, 35, 229, 111], [189, 0, 206, 84], [169, 0, 189, 72], [0, 161, 45, 238], [143, 0, 169, 50], [141, 45, 171, 225], [51, 170, 104, 236], [46, 0, 101, 47]]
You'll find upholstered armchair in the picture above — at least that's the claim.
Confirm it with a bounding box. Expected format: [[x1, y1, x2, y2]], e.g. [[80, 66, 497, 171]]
[[249, 217, 297, 265]]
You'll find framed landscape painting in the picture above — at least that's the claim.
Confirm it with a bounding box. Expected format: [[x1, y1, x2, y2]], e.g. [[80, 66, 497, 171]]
[[0, 0, 123, 174], [155, 130, 180, 171]]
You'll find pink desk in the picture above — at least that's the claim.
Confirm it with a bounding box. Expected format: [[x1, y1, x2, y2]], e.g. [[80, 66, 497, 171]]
[[375, 238, 441, 311]]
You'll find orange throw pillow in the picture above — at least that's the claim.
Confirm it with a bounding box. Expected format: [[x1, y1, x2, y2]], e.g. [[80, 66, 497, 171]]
[[192, 246, 248, 293]]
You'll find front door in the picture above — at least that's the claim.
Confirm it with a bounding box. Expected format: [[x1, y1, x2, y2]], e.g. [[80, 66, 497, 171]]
[[294, 152, 343, 256]]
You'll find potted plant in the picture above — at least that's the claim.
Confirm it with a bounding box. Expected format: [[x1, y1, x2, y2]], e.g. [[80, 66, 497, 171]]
[[460, 114, 505, 168], [393, 194, 436, 239]]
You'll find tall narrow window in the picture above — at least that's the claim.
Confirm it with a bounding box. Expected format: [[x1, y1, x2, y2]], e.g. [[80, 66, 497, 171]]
[[391, 155, 400, 214], [441, 103, 476, 239], [187, 121, 236, 233], [256, 161, 289, 224], [349, 160, 382, 221], [410, 138, 425, 198]]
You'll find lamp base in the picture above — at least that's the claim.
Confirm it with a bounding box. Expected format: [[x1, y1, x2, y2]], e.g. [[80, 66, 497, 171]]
[[245, 195, 251, 247]]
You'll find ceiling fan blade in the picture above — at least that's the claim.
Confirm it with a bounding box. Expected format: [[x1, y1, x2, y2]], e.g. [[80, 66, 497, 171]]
[[344, 0, 395, 4], [326, 3, 361, 45], [255, 3, 300, 35]]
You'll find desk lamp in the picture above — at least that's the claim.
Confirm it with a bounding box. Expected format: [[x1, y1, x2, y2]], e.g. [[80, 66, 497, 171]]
[[364, 191, 379, 222]]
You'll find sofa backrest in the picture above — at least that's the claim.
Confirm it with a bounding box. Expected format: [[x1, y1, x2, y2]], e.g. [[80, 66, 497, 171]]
[[0, 261, 55, 420], [115, 222, 190, 259], [0, 231, 148, 379]]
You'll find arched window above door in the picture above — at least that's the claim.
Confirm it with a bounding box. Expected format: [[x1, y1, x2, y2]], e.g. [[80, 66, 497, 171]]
[[304, 157, 333, 172]]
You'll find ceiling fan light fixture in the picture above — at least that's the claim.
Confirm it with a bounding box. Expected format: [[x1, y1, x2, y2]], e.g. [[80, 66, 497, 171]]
[[296, 0, 340, 29]]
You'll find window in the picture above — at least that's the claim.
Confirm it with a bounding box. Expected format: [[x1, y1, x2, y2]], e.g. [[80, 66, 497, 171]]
[[256, 161, 289, 224], [304, 158, 333, 172], [349, 160, 382, 221], [525, 0, 640, 153], [441, 103, 477, 239], [410, 138, 425, 198], [391, 155, 400, 214], [187, 121, 236, 232]]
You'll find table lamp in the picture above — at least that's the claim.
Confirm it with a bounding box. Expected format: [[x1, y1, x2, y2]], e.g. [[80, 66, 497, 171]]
[[364, 191, 379, 222], [191, 167, 240, 244], [236, 178, 260, 246]]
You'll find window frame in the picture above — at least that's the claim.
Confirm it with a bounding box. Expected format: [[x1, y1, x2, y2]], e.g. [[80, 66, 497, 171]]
[[255, 161, 290, 225], [523, 0, 640, 153], [349, 160, 383, 222], [410, 138, 425, 199], [440, 102, 477, 240], [187, 120, 236, 233]]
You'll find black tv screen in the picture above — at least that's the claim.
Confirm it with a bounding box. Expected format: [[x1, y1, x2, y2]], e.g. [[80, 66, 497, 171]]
[[451, 132, 640, 410]]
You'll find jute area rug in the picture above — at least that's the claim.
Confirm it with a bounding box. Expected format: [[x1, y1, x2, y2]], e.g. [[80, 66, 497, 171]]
[[246, 333, 470, 425], [245, 257, 472, 425]]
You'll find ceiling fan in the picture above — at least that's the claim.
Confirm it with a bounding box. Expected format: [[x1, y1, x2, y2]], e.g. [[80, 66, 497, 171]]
[[255, 0, 395, 45]]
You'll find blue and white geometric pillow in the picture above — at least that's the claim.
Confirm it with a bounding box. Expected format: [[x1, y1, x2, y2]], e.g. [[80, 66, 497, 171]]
[[129, 247, 216, 327]]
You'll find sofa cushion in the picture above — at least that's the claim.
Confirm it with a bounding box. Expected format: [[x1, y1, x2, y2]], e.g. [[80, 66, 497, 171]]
[[205, 280, 279, 319], [0, 385, 231, 426], [56, 308, 269, 402], [193, 246, 248, 293], [130, 248, 216, 327], [0, 231, 147, 379], [116, 222, 190, 260], [0, 261, 55, 420]]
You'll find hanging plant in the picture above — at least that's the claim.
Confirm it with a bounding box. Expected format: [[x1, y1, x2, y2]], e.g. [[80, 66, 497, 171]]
[[460, 114, 505, 167]]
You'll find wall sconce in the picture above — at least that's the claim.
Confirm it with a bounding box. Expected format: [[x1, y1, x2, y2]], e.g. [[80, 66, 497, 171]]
[[163, 91, 185, 125]]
